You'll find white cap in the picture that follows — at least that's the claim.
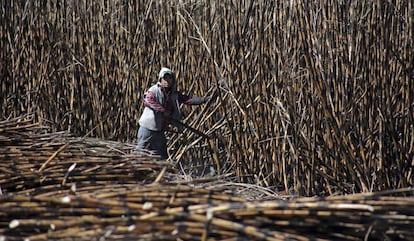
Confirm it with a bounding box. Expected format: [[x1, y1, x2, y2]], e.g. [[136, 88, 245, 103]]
[[158, 67, 174, 80]]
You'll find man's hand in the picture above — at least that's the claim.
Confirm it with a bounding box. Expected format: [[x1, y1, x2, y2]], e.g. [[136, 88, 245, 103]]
[[163, 110, 171, 117], [162, 110, 171, 129], [202, 96, 210, 103]]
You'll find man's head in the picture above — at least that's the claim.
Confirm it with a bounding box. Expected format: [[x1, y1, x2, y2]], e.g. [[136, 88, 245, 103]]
[[158, 67, 175, 90]]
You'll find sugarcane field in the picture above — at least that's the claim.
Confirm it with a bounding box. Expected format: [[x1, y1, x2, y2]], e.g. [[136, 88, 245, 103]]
[[1, 1, 413, 240]]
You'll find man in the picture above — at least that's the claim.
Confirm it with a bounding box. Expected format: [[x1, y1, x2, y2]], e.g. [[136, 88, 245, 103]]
[[134, 67, 209, 159]]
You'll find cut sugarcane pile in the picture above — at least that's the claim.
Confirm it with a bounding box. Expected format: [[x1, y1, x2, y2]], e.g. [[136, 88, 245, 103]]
[[2, 186, 414, 241], [1, 115, 413, 241], [0, 115, 172, 196]]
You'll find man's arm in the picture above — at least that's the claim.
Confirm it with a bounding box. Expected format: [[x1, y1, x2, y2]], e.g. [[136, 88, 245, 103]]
[[178, 93, 209, 105]]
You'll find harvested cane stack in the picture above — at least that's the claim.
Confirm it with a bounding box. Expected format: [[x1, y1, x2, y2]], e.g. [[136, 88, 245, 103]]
[[1, 186, 414, 240], [0, 114, 172, 196], [1, 115, 414, 240]]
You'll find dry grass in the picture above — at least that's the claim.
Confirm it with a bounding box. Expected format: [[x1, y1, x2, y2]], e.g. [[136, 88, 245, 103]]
[[1, 1, 413, 196]]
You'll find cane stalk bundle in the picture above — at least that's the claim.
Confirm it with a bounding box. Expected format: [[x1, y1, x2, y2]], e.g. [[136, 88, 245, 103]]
[[1, 183, 413, 240], [0, 114, 172, 196]]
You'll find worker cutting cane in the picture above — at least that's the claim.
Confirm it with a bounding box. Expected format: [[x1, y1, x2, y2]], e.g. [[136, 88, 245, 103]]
[[134, 67, 210, 160]]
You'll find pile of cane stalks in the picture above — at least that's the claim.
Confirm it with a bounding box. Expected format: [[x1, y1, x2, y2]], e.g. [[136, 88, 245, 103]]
[[1, 115, 413, 241]]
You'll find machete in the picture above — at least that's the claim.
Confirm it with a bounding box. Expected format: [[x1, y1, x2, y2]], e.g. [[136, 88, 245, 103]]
[[170, 118, 210, 140]]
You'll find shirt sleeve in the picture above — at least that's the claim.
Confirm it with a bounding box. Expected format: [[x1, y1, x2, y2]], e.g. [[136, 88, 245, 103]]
[[144, 91, 166, 112], [178, 92, 207, 105]]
